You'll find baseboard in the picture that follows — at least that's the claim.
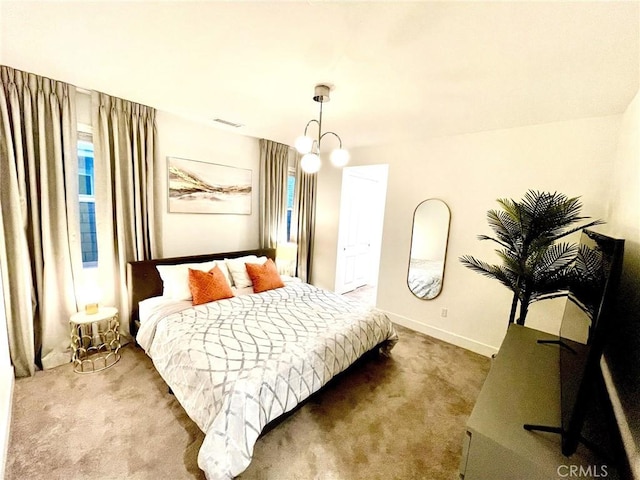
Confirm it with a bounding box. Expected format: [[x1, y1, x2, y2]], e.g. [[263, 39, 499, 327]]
[[382, 310, 499, 358], [601, 357, 639, 479], [0, 366, 14, 480]]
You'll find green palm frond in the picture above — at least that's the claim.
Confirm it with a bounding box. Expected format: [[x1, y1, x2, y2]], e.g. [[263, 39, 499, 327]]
[[566, 244, 608, 317], [531, 242, 577, 279], [459, 255, 518, 291], [485, 209, 523, 250], [527, 245, 576, 302], [574, 244, 604, 281], [547, 220, 605, 243], [460, 189, 603, 325], [530, 290, 570, 303], [519, 192, 579, 240], [494, 249, 523, 275]]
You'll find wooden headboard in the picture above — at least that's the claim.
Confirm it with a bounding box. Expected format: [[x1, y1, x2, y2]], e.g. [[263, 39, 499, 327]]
[[127, 248, 276, 334]]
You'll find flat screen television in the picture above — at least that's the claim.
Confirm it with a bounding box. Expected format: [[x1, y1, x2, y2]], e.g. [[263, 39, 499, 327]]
[[558, 229, 624, 456]]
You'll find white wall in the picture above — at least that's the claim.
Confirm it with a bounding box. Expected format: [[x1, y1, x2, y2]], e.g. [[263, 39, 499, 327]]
[[155, 111, 260, 257], [314, 159, 344, 290], [314, 115, 622, 356], [601, 87, 640, 479]]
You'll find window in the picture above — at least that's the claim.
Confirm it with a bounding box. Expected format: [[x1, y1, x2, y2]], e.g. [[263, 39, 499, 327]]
[[286, 172, 295, 242], [78, 130, 98, 268]]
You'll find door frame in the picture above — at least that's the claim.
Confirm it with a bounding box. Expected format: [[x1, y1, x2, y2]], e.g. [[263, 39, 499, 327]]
[[334, 164, 389, 294]]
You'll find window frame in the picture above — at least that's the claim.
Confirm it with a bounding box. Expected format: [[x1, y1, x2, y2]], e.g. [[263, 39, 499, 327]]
[[77, 124, 98, 269], [286, 168, 296, 243]]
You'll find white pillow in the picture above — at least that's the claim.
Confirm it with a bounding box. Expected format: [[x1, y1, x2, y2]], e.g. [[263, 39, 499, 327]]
[[281, 275, 302, 284], [225, 255, 267, 288], [156, 260, 232, 300]]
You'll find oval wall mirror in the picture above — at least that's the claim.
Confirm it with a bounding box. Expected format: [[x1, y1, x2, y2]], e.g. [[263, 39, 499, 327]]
[[407, 199, 451, 300]]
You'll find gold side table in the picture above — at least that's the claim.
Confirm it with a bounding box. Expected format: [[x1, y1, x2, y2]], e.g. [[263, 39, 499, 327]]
[[70, 306, 121, 373]]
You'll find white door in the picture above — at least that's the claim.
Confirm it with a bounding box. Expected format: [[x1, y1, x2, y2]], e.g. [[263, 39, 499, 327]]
[[334, 165, 388, 294]]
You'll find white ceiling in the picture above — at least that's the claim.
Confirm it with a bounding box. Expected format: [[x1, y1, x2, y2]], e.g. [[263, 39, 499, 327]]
[[1, 1, 639, 149]]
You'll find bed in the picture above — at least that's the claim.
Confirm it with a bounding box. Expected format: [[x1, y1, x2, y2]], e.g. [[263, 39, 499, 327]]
[[127, 248, 398, 480]]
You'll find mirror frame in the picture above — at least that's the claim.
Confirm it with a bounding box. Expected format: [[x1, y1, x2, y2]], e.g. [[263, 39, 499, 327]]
[[407, 198, 451, 300]]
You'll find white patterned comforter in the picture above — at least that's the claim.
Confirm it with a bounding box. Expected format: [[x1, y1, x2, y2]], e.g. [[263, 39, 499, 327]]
[[136, 282, 398, 479], [408, 258, 443, 299]]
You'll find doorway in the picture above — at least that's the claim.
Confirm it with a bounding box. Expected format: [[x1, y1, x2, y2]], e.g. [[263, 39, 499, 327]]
[[334, 164, 388, 305]]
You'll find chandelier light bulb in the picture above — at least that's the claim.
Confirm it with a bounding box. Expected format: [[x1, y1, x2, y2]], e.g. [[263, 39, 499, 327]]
[[330, 148, 350, 168], [295, 84, 347, 174], [294, 136, 313, 154], [300, 153, 321, 174]]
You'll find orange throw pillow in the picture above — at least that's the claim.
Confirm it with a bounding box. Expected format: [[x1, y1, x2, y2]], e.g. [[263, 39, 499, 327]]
[[188, 266, 234, 306], [245, 258, 285, 293]]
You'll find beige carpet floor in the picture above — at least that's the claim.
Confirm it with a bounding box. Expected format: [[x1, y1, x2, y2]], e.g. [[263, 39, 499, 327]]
[[6, 324, 489, 480]]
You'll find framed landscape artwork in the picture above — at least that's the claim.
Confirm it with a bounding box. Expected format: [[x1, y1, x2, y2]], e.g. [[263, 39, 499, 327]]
[[167, 157, 252, 215]]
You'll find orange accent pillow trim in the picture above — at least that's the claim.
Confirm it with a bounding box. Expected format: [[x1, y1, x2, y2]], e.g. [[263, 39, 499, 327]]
[[245, 258, 285, 293], [188, 266, 235, 306]]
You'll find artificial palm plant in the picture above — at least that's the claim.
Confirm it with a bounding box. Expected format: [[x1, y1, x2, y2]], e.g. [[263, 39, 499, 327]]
[[460, 190, 602, 326]]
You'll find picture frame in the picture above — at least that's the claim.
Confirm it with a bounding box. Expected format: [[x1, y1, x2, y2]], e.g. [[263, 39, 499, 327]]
[[167, 156, 252, 215]]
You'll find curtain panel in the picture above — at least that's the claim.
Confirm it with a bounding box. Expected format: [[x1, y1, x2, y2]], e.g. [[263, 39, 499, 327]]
[[291, 152, 317, 283], [92, 92, 157, 342], [258, 139, 289, 249], [0, 66, 82, 376]]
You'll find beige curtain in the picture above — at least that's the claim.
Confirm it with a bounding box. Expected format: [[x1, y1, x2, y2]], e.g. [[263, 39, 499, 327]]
[[259, 139, 289, 249], [92, 92, 157, 341], [291, 152, 317, 283], [0, 66, 82, 376]]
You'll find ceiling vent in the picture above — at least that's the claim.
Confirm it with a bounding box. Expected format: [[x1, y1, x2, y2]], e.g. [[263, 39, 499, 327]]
[[212, 118, 244, 128]]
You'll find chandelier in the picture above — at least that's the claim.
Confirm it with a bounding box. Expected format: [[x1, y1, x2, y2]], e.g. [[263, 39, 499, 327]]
[[294, 84, 349, 174]]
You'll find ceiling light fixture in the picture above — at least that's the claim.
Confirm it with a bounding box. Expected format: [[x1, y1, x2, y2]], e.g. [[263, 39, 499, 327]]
[[295, 84, 349, 174]]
